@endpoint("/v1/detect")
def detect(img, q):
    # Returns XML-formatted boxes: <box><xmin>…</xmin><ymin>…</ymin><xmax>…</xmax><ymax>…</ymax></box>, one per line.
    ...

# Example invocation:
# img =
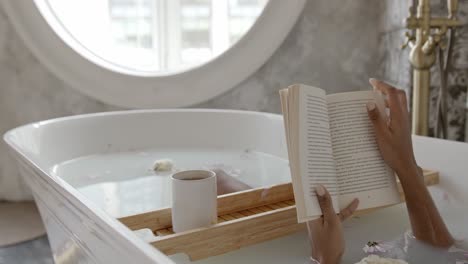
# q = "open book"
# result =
<box><xmin>280</xmin><ymin>84</ymin><xmax>401</xmax><ymax>223</ymax></box>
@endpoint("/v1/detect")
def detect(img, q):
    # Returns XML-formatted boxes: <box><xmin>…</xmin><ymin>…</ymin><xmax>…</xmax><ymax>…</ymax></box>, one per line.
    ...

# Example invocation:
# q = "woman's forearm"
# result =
<box><xmin>366</xmin><ymin>79</ymin><xmax>454</xmax><ymax>248</ymax></box>
<box><xmin>397</xmin><ymin>164</ymin><xmax>454</xmax><ymax>247</ymax></box>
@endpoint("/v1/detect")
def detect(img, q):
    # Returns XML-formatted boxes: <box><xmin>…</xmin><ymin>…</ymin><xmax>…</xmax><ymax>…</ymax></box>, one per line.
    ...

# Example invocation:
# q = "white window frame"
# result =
<box><xmin>1</xmin><ymin>0</ymin><xmax>305</xmax><ymax>108</ymax></box>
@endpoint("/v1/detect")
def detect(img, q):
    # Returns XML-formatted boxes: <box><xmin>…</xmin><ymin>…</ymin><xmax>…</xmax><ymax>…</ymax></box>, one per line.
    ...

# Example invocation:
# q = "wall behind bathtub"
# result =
<box><xmin>0</xmin><ymin>1</ymin><xmax>382</xmax><ymax>201</ymax></box>
<box><xmin>377</xmin><ymin>0</ymin><xmax>468</xmax><ymax>142</ymax></box>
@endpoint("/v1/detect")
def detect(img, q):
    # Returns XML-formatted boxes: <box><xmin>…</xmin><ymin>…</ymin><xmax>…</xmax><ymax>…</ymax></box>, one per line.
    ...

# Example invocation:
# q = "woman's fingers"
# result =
<box><xmin>315</xmin><ymin>185</ymin><xmax>336</xmax><ymax>222</ymax></box>
<box><xmin>397</xmin><ymin>90</ymin><xmax>409</xmax><ymax>114</ymax></box>
<box><xmin>367</xmin><ymin>102</ymin><xmax>389</xmax><ymax>136</ymax></box>
<box><xmin>371</xmin><ymin>84</ymin><xmax>390</xmax><ymax>108</ymax></box>
<box><xmin>339</xmin><ymin>198</ymin><xmax>359</xmax><ymax>222</ymax></box>
<box><xmin>369</xmin><ymin>78</ymin><xmax>407</xmax><ymax>123</ymax></box>
<box><xmin>369</xmin><ymin>78</ymin><xmax>398</xmax><ymax>98</ymax></box>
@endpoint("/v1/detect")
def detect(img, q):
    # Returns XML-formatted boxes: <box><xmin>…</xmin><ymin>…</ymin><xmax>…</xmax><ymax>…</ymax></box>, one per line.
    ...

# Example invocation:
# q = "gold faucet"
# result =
<box><xmin>402</xmin><ymin>0</ymin><xmax>461</xmax><ymax>136</ymax></box>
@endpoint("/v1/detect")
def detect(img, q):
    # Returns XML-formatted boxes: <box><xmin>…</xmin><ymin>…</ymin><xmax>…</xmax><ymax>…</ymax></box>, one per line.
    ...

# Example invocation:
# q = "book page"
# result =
<box><xmin>297</xmin><ymin>85</ymin><xmax>339</xmax><ymax>221</ymax></box>
<box><xmin>280</xmin><ymin>88</ymin><xmax>308</xmax><ymax>221</ymax></box>
<box><xmin>326</xmin><ymin>91</ymin><xmax>400</xmax><ymax>211</ymax></box>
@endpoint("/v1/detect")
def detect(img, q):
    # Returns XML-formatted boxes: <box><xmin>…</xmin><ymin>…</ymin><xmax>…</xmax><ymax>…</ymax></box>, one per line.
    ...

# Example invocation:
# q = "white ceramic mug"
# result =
<box><xmin>171</xmin><ymin>170</ymin><xmax>217</xmax><ymax>233</ymax></box>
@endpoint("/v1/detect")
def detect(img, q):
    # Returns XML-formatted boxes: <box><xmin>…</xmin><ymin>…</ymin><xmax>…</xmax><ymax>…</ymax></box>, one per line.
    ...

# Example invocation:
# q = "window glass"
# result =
<box><xmin>45</xmin><ymin>0</ymin><xmax>268</xmax><ymax>74</ymax></box>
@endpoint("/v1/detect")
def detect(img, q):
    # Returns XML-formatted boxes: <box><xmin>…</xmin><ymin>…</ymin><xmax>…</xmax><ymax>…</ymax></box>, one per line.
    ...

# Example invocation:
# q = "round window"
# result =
<box><xmin>2</xmin><ymin>0</ymin><xmax>305</xmax><ymax>107</ymax></box>
<box><xmin>44</xmin><ymin>0</ymin><xmax>268</xmax><ymax>75</ymax></box>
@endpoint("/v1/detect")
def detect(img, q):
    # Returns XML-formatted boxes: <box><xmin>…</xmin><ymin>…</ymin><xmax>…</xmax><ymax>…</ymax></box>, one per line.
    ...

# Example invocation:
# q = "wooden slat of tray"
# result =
<box><xmin>119</xmin><ymin>169</ymin><xmax>439</xmax><ymax>261</ymax></box>
<box><xmin>119</xmin><ymin>182</ymin><xmax>294</xmax><ymax>231</ymax></box>
<box><xmin>151</xmin><ymin>206</ymin><xmax>302</xmax><ymax>260</ymax></box>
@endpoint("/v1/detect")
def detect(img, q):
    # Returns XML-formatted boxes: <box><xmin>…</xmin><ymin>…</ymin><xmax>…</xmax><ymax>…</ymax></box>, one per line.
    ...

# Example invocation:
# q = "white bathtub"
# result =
<box><xmin>4</xmin><ymin>109</ymin><xmax>468</xmax><ymax>263</ymax></box>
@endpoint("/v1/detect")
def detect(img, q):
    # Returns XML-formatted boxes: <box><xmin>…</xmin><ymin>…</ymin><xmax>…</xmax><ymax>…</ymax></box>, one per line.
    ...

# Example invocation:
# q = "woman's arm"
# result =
<box><xmin>397</xmin><ymin>165</ymin><xmax>454</xmax><ymax>247</ymax></box>
<box><xmin>367</xmin><ymin>78</ymin><xmax>454</xmax><ymax>247</ymax></box>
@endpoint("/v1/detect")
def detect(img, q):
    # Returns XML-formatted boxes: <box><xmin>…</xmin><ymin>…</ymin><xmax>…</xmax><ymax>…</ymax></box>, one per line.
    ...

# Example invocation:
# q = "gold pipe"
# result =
<box><xmin>406</xmin><ymin>18</ymin><xmax>461</xmax><ymax>28</ymax></box>
<box><xmin>410</xmin><ymin>0</ymin><xmax>433</xmax><ymax>136</ymax></box>
<box><xmin>403</xmin><ymin>0</ymin><xmax>460</xmax><ymax>135</ymax></box>
<box><xmin>412</xmin><ymin>69</ymin><xmax>430</xmax><ymax>135</ymax></box>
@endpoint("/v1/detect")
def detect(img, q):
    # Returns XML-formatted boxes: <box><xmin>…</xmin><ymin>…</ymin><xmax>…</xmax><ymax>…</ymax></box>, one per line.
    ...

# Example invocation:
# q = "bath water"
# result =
<box><xmin>171</xmin><ymin>204</ymin><xmax>468</xmax><ymax>264</ymax></box>
<box><xmin>371</xmin><ymin>230</ymin><xmax>468</xmax><ymax>263</ymax></box>
<box><xmin>50</xmin><ymin>148</ymin><xmax>290</xmax><ymax>218</ymax></box>
<box><xmin>50</xmin><ymin>149</ymin><xmax>468</xmax><ymax>263</ymax></box>
<box><xmin>339</xmin><ymin>198</ymin><xmax>468</xmax><ymax>264</ymax></box>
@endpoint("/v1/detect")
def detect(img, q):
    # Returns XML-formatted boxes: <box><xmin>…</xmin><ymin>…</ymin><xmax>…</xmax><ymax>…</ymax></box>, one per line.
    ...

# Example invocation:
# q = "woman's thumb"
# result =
<box><xmin>315</xmin><ymin>185</ymin><xmax>335</xmax><ymax>221</ymax></box>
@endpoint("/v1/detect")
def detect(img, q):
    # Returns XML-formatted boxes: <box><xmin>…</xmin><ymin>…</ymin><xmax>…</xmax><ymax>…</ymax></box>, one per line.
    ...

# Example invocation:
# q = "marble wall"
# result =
<box><xmin>377</xmin><ymin>0</ymin><xmax>468</xmax><ymax>141</ymax></box>
<box><xmin>0</xmin><ymin>0</ymin><xmax>393</xmax><ymax>201</ymax></box>
<box><xmin>427</xmin><ymin>0</ymin><xmax>468</xmax><ymax>141</ymax></box>
<box><xmin>376</xmin><ymin>1</ymin><xmax>413</xmax><ymax>90</ymax></box>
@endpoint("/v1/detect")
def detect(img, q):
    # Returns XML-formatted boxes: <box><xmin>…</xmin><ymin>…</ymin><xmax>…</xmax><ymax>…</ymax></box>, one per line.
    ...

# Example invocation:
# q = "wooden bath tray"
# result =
<box><xmin>119</xmin><ymin>169</ymin><xmax>439</xmax><ymax>261</ymax></box>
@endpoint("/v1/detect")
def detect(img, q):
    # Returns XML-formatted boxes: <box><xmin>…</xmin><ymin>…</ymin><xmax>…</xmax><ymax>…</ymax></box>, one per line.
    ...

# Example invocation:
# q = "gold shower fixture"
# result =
<box><xmin>402</xmin><ymin>0</ymin><xmax>461</xmax><ymax>136</ymax></box>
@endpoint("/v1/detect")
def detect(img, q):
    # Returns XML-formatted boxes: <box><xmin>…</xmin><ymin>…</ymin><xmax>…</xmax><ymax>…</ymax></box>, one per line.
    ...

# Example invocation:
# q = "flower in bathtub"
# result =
<box><xmin>363</xmin><ymin>241</ymin><xmax>387</xmax><ymax>254</ymax></box>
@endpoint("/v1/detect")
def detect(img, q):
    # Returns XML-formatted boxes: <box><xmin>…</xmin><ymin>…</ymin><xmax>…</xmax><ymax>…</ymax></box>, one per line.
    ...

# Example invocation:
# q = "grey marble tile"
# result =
<box><xmin>197</xmin><ymin>0</ymin><xmax>382</xmax><ymax>112</ymax></box>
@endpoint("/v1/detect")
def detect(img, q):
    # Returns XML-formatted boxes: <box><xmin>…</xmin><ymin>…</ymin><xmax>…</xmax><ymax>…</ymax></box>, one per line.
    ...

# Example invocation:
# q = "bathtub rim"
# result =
<box><xmin>4</xmin><ymin>134</ymin><xmax>174</xmax><ymax>263</ymax></box>
<box><xmin>4</xmin><ymin>108</ymin><xmax>284</xmax><ymax>140</ymax></box>
<box><xmin>2</xmin><ymin>109</ymin><xmax>285</xmax><ymax>263</ymax></box>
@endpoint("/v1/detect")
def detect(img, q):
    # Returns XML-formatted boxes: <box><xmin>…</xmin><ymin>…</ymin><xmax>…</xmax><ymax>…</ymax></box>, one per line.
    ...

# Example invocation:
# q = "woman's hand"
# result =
<box><xmin>366</xmin><ymin>78</ymin><xmax>454</xmax><ymax>247</ymax></box>
<box><xmin>307</xmin><ymin>185</ymin><xmax>359</xmax><ymax>264</ymax></box>
<box><xmin>366</xmin><ymin>78</ymin><xmax>419</xmax><ymax>179</ymax></box>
